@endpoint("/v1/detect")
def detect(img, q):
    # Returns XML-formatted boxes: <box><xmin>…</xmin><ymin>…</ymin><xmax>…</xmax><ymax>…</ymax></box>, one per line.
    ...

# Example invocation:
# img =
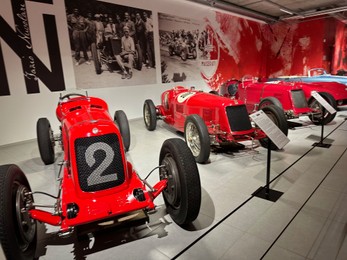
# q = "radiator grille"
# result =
<box><xmin>75</xmin><ymin>133</ymin><xmax>125</xmax><ymax>192</ymax></box>
<box><xmin>291</xmin><ymin>90</ymin><xmax>308</xmax><ymax>108</ymax></box>
<box><xmin>226</xmin><ymin>105</ymin><xmax>252</xmax><ymax>132</ymax></box>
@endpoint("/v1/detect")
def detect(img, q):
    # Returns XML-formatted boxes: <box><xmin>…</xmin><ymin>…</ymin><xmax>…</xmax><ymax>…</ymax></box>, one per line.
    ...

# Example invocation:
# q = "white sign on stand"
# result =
<box><xmin>250</xmin><ymin>110</ymin><xmax>290</xmax><ymax>149</ymax></box>
<box><xmin>311</xmin><ymin>91</ymin><xmax>337</xmax><ymax>115</ymax></box>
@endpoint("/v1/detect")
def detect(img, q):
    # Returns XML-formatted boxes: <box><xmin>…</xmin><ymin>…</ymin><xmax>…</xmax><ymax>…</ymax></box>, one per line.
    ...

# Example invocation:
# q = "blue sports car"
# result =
<box><xmin>271</xmin><ymin>68</ymin><xmax>347</xmax><ymax>86</ymax></box>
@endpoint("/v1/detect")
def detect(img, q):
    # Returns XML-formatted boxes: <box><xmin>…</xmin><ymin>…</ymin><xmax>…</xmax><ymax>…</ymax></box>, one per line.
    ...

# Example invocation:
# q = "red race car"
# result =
<box><xmin>220</xmin><ymin>76</ymin><xmax>339</xmax><ymax>125</ymax></box>
<box><xmin>143</xmin><ymin>86</ymin><xmax>288</xmax><ymax>164</ymax></box>
<box><xmin>0</xmin><ymin>93</ymin><xmax>201</xmax><ymax>260</ymax></box>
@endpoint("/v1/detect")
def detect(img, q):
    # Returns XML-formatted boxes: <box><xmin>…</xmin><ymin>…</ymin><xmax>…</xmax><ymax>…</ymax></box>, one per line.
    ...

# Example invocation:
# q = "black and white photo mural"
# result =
<box><xmin>158</xmin><ymin>13</ymin><xmax>202</xmax><ymax>83</ymax></box>
<box><xmin>65</xmin><ymin>0</ymin><xmax>156</xmax><ymax>89</ymax></box>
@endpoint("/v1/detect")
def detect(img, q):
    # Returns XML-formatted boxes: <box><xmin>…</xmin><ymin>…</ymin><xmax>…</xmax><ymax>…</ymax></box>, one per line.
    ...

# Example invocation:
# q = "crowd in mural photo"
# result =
<box><xmin>65</xmin><ymin>0</ymin><xmax>155</xmax><ymax>88</ymax></box>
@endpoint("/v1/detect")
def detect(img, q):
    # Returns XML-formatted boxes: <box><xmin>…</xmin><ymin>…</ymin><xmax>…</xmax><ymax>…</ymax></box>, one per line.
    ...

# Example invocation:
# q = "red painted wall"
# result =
<box><xmin>332</xmin><ymin>20</ymin><xmax>347</xmax><ymax>73</ymax></box>
<box><xmin>264</xmin><ymin>19</ymin><xmax>335</xmax><ymax>77</ymax></box>
<box><xmin>204</xmin><ymin>12</ymin><xmax>343</xmax><ymax>90</ymax></box>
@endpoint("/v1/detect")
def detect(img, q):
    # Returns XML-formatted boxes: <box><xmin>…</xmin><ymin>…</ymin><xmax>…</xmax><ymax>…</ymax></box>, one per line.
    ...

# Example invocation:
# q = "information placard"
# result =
<box><xmin>311</xmin><ymin>91</ymin><xmax>337</xmax><ymax>115</ymax></box>
<box><xmin>250</xmin><ymin>110</ymin><xmax>290</xmax><ymax>149</ymax></box>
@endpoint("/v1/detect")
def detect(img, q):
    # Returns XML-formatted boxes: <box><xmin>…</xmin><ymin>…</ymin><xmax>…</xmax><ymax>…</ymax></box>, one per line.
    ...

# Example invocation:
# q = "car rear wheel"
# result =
<box><xmin>0</xmin><ymin>164</ymin><xmax>37</xmax><ymax>260</ymax></box>
<box><xmin>259</xmin><ymin>97</ymin><xmax>283</xmax><ymax>110</ymax></box>
<box><xmin>308</xmin><ymin>92</ymin><xmax>337</xmax><ymax>125</ymax></box>
<box><xmin>143</xmin><ymin>99</ymin><xmax>157</xmax><ymax>131</ymax></box>
<box><xmin>114</xmin><ymin>110</ymin><xmax>131</xmax><ymax>152</ymax></box>
<box><xmin>259</xmin><ymin>105</ymin><xmax>288</xmax><ymax>150</ymax></box>
<box><xmin>192</xmin><ymin>49</ymin><xmax>197</xmax><ymax>59</ymax></box>
<box><xmin>159</xmin><ymin>138</ymin><xmax>201</xmax><ymax>226</ymax></box>
<box><xmin>134</xmin><ymin>43</ymin><xmax>143</xmax><ymax>71</ymax></box>
<box><xmin>184</xmin><ymin>114</ymin><xmax>210</xmax><ymax>164</ymax></box>
<box><xmin>37</xmin><ymin>118</ymin><xmax>55</xmax><ymax>165</ymax></box>
<box><xmin>91</xmin><ymin>42</ymin><xmax>102</xmax><ymax>75</ymax></box>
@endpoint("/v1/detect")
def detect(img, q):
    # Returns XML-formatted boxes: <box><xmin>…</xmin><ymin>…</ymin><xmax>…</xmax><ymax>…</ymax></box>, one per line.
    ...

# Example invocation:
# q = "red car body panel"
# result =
<box><xmin>157</xmin><ymin>86</ymin><xmax>266</xmax><ymax>143</ymax></box>
<box><xmin>236</xmin><ymin>80</ymin><xmax>312</xmax><ymax>117</ymax></box>
<box><xmin>264</xmin><ymin>78</ymin><xmax>347</xmax><ymax>107</ymax></box>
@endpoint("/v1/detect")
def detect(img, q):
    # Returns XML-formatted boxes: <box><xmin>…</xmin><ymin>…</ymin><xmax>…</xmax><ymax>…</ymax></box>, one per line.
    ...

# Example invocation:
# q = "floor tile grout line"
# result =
<box><xmin>260</xmin><ymin>146</ymin><xmax>347</xmax><ymax>259</ymax></box>
<box><xmin>172</xmin><ymin>119</ymin><xmax>347</xmax><ymax>260</ymax></box>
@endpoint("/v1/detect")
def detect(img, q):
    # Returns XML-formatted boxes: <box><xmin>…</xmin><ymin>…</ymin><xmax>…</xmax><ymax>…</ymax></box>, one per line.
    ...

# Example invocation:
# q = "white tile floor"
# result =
<box><xmin>1</xmin><ymin>108</ymin><xmax>347</xmax><ymax>260</ymax></box>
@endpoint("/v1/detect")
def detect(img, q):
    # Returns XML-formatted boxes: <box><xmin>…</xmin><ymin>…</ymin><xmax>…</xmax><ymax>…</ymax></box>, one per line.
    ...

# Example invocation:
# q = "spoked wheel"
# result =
<box><xmin>37</xmin><ymin>118</ymin><xmax>55</xmax><ymax>165</ymax></box>
<box><xmin>308</xmin><ymin>92</ymin><xmax>337</xmax><ymax>125</ymax></box>
<box><xmin>258</xmin><ymin>105</ymin><xmax>288</xmax><ymax>150</ymax></box>
<box><xmin>114</xmin><ymin>110</ymin><xmax>131</xmax><ymax>152</ymax></box>
<box><xmin>0</xmin><ymin>164</ymin><xmax>37</xmax><ymax>260</ymax></box>
<box><xmin>159</xmin><ymin>138</ymin><xmax>201</xmax><ymax>226</ymax></box>
<box><xmin>143</xmin><ymin>99</ymin><xmax>157</xmax><ymax>131</ymax></box>
<box><xmin>184</xmin><ymin>114</ymin><xmax>210</xmax><ymax>164</ymax></box>
<box><xmin>91</xmin><ymin>42</ymin><xmax>102</xmax><ymax>74</ymax></box>
<box><xmin>192</xmin><ymin>49</ymin><xmax>197</xmax><ymax>59</ymax></box>
<box><xmin>180</xmin><ymin>50</ymin><xmax>187</xmax><ymax>61</ymax></box>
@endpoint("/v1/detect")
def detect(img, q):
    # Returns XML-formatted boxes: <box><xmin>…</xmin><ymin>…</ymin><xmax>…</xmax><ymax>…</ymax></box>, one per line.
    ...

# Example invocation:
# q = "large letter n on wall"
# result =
<box><xmin>0</xmin><ymin>0</ymin><xmax>65</xmax><ymax>96</ymax></box>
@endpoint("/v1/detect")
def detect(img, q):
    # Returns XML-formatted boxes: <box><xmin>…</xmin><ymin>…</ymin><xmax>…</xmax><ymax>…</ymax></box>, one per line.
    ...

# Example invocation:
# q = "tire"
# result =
<box><xmin>91</xmin><ymin>42</ymin><xmax>102</xmax><ymax>75</ymax></box>
<box><xmin>180</xmin><ymin>50</ymin><xmax>187</xmax><ymax>61</ymax></box>
<box><xmin>114</xmin><ymin>110</ymin><xmax>131</xmax><ymax>152</ymax></box>
<box><xmin>308</xmin><ymin>92</ymin><xmax>337</xmax><ymax>125</ymax></box>
<box><xmin>169</xmin><ymin>46</ymin><xmax>174</xmax><ymax>56</ymax></box>
<box><xmin>0</xmin><ymin>164</ymin><xmax>37</xmax><ymax>260</ymax></box>
<box><xmin>143</xmin><ymin>99</ymin><xmax>157</xmax><ymax>131</ymax></box>
<box><xmin>135</xmin><ymin>44</ymin><xmax>143</xmax><ymax>71</ymax></box>
<box><xmin>159</xmin><ymin>138</ymin><xmax>201</xmax><ymax>226</ymax></box>
<box><xmin>184</xmin><ymin>114</ymin><xmax>210</xmax><ymax>164</ymax></box>
<box><xmin>192</xmin><ymin>49</ymin><xmax>197</xmax><ymax>59</ymax></box>
<box><xmin>37</xmin><ymin>118</ymin><xmax>55</xmax><ymax>165</ymax></box>
<box><xmin>259</xmin><ymin>105</ymin><xmax>288</xmax><ymax>150</ymax></box>
<box><xmin>259</xmin><ymin>97</ymin><xmax>283</xmax><ymax>110</ymax></box>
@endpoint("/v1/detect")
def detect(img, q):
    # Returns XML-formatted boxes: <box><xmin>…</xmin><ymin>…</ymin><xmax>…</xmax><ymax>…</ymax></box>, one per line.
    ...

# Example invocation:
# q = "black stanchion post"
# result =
<box><xmin>313</xmin><ymin>107</ymin><xmax>331</xmax><ymax>148</ymax></box>
<box><xmin>252</xmin><ymin>138</ymin><xmax>283</xmax><ymax>202</ymax></box>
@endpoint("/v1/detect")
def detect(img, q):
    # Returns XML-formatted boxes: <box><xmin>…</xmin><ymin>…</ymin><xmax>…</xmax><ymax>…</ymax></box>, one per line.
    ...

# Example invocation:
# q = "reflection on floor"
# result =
<box><xmin>1</xmin><ymin>110</ymin><xmax>347</xmax><ymax>260</ymax></box>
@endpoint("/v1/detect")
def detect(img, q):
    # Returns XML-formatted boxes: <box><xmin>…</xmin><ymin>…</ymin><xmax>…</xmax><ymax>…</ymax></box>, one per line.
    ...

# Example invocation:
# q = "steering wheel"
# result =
<box><xmin>60</xmin><ymin>93</ymin><xmax>86</xmax><ymax>101</ymax></box>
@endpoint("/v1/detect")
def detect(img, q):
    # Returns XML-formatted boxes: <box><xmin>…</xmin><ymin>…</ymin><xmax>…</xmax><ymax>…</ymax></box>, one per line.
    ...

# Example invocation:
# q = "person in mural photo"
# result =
<box><xmin>135</xmin><ymin>12</ymin><xmax>147</xmax><ymax>67</ymax></box>
<box><xmin>116</xmin><ymin>26</ymin><xmax>135</xmax><ymax>79</ymax></box>
<box><xmin>143</xmin><ymin>12</ymin><xmax>155</xmax><ymax>68</ymax></box>
<box><xmin>67</xmin><ymin>8</ymin><xmax>91</xmax><ymax>66</ymax></box>
<box><xmin>122</xmin><ymin>12</ymin><xmax>136</xmax><ymax>39</ymax></box>
<box><xmin>94</xmin><ymin>14</ymin><xmax>105</xmax><ymax>46</ymax></box>
<box><xmin>143</xmin><ymin>11</ymin><xmax>155</xmax><ymax>68</ymax></box>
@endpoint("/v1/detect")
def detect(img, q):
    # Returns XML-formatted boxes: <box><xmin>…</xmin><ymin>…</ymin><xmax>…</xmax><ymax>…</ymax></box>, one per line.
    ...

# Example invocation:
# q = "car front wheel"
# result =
<box><xmin>159</xmin><ymin>138</ymin><xmax>201</xmax><ymax>226</ymax></box>
<box><xmin>143</xmin><ymin>99</ymin><xmax>157</xmax><ymax>131</ymax></box>
<box><xmin>114</xmin><ymin>110</ymin><xmax>131</xmax><ymax>152</ymax></box>
<box><xmin>37</xmin><ymin>118</ymin><xmax>55</xmax><ymax>165</ymax></box>
<box><xmin>259</xmin><ymin>105</ymin><xmax>288</xmax><ymax>150</ymax></box>
<box><xmin>184</xmin><ymin>114</ymin><xmax>210</xmax><ymax>163</ymax></box>
<box><xmin>0</xmin><ymin>164</ymin><xmax>37</xmax><ymax>260</ymax></box>
<box><xmin>91</xmin><ymin>42</ymin><xmax>101</xmax><ymax>74</ymax></box>
<box><xmin>308</xmin><ymin>92</ymin><xmax>337</xmax><ymax>125</ymax></box>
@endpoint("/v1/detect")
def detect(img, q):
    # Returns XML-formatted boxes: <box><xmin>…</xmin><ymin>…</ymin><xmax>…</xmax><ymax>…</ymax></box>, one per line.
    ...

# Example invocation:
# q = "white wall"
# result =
<box><xmin>0</xmin><ymin>0</ymin><xmax>246</xmax><ymax>146</ymax></box>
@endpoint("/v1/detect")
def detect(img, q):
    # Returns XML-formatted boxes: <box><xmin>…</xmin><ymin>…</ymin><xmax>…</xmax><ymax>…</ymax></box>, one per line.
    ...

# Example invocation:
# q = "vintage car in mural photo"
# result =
<box><xmin>273</xmin><ymin>68</ymin><xmax>347</xmax><ymax>86</ymax></box>
<box><xmin>91</xmin><ymin>39</ymin><xmax>143</xmax><ymax>75</ymax></box>
<box><xmin>143</xmin><ymin>86</ymin><xmax>288</xmax><ymax>164</ymax></box>
<box><xmin>218</xmin><ymin>76</ymin><xmax>339</xmax><ymax>125</ymax></box>
<box><xmin>0</xmin><ymin>93</ymin><xmax>201</xmax><ymax>259</ymax></box>
<box><xmin>168</xmin><ymin>32</ymin><xmax>198</xmax><ymax>61</ymax></box>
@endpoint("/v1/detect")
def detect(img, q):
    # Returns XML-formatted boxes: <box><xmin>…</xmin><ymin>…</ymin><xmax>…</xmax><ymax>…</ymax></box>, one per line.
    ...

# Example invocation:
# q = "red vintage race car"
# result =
<box><xmin>220</xmin><ymin>76</ymin><xmax>339</xmax><ymax>125</ymax></box>
<box><xmin>0</xmin><ymin>93</ymin><xmax>201</xmax><ymax>260</ymax></box>
<box><xmin>143</xmin><ymin>86</ymin><xmax>288</xmax><ymax>164</ymax></box>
